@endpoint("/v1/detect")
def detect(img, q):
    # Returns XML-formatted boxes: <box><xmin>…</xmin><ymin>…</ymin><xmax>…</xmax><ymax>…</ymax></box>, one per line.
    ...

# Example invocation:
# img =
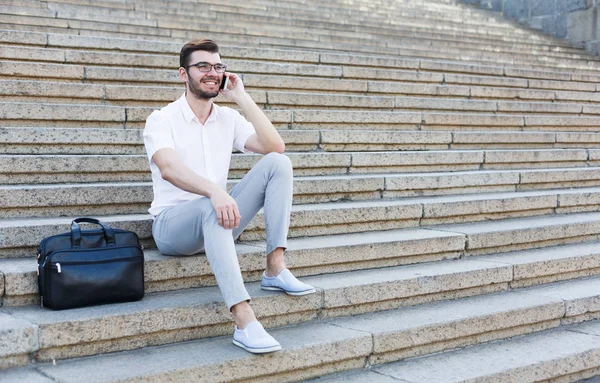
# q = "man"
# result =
<box><xmin>143</xmin><ymin>39</ymin><xmax>315</xmax><ymax>354</ymax></box>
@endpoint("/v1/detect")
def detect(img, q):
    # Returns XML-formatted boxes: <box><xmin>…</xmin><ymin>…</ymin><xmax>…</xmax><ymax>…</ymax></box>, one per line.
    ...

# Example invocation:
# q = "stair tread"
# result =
<box><xmin>311</xmin><ymin>319</ymin><xmax>600</xmax><ymax>383</ymax></box>
<box><xmin>2</xmin><ymin>276</ymin><xmax>599</xmax><ymax>382</ymax></box>
<box><xmin>3</xmin><ymin>230</ymin><xmax>600</xmax><ymax>305</ymax></box>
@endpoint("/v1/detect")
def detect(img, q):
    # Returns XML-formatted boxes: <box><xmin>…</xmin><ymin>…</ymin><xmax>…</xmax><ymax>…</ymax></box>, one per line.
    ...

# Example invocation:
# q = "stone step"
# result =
<box><xmin>3</xmin><ymin>164</ymin><xmax>600</xmax><ymax>214</ymax></box>
<box><xmin>1</xmin><ymin>272</ymin><xmax>599</xmax><ymax>379</ymax></box>
<box><xmin>438</xmin><ymin>211</ymin><xmax>600</xmax><ymax>256</ymax></box>
<box><xmin>383</xmin><ymin>167</ymin><xmax>600</xmax><ymax>195</ymax></box>
<box><xmin>17</xmin><ymin>0</ymin><xmax>467</xmax><ymax>16</ymax></box>
<box><xmin>323</xmin><ymin>131</ymin><xmax>600</xmax><ymax>151</ymax></box>
<box><xmin>311</xmin><ymin>319</ymin><xmax>600</xmax><ymax>383</ymax></box>
<box><xmin>0</xmin><ymin>52</ymin><xmax>581</xmax><ymax>94</ymax></box>
<box><xmin>85</xmin><ymin>0</ymin><xmax>503</xmax><ymax>27</ymax></box>
<box><xmin>92</xmin><ymin>23</ymin><xmax>558</xmax><ymax>64</ymax></box>
<box><xmin>1</xmin><ymin>0</ymin><xmax>46</xmax><ymax>9</ymax></box>
<box><xmin>4</xmin><ymin>197</ymin><xmax>600</xmax><ymax>260</ymax></box>
<box><xmin>50</xmin><ymin>0</ymin><xmax>465</xmax><ymax>17</ymax></box>
<box><xmin>5</xmin><ymin>127</ymin><xmax>600</xmax><ymax>155</ymax></box>
<box><xmin>1</xmin><ymin>48</ymin><xmax>595</xmax><ymax>95</ymax></box>
<box><xmin>0</xmin><ymin>127</ymin><xmax>321</xmax><ymax>154</ymax></box>
<box><xmin>0</xmin><ymin>5</ymin><xmax>534</xmax><ymax>49</ymax></box>
<box><xmin>17</xmin><ymin>0</ymin><xmax>584</xmax><ymax>60</ymax></box>
<box><xmin>3</xmin><ymin>80</ymin><xmax>600</xmax><ymax>116</ymax></box>
<box><xmin>0</xmin><ymin>20</ymin><xmax>573</xmax><ymax>55</ymax></box>
<box><xmin>2</xmin><ymin>34</ymin><xmax>598</xmax><ymax>85</ymax></box>
<box><xmin>0</xmin><ymin>12</ymin><xmax>594</xmax><ymax>72</ymax></box>
<box><xmin>3</xmin><ymin>72</ymin><xmax>600</xmax><ymax>110</ymax></box>
<box><xmin>0</xmin><ymin>154</ymin><xmax>597</xmax><ymax>196</ymax></box>
<box><xmin>2</xmin><ymin>148</ymin><xmax>597</xmax><ymax>184</ymax></box>
<box><xmin>4</xmin><ymin>220</ymin><xmax>600</xmax><ymax>307</ymax></box>
<box><xmin>0</xmin><ymin>0</ymin><xmax>576</xmax><ymax>48</ymax></box>
<box><xmin>215</xmin><ymin>35</ymin><xmax>588</xmax><ymax>69</ymax></box>
<box><xmin>41</xmin><ymin>0</ymin><xmax>500</xmax><ymax>30</ymax></box>
<box><xmin>0</xmin><ymin>226</ymin><xmax>467</xmax><ymax>305</ymax></box>
<box><xmin>259</xmin><ymin>39</ymin><xmax>600</xmax><ymax>73</ymax></box>
<box><xmin>1</xmin><ymin>32</ymin><xmax>585</xmax><ymax>79</ymax></box>
<box><xmin>48</xmin><ymin>0</ymin><xmax>449</xmax><ymax>10</ymax></box>
<box><xmin>3</xmin><ymin>170</ymin><xmax>599</xmax><ymax>235</ymax></box>
<box><xmin>4</xmin><ymin>101</ymin><xmax>600</xmax><ymax>130</ymax></box>
<box><xmin>2</xmin><ymin>15</ymin><xmax>566</xmax><ymax>61</ymax></box>
<box><xmin>0</xmin><ymin>2</ymin><xmax>573</xmax><ymax>51</ymax></box>
<box><xmin>0</xmin><ymin>149</ymin><xmax>552</xmax><ymax>184</ymax></box>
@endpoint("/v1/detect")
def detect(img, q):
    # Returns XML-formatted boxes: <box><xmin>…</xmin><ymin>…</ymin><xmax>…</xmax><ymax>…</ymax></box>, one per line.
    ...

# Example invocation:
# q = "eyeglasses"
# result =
<box><xmin>186</xmin><ymin>61</ymin><xmax>227</xmax><ymax>73</ymax></box>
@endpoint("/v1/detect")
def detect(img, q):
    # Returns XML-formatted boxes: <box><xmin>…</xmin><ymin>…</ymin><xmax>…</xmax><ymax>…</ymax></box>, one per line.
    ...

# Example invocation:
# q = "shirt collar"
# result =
<box><xmin>179</xmin><ymin>93</ymin><xmax>220</xmax><ymax>124</ymax></box>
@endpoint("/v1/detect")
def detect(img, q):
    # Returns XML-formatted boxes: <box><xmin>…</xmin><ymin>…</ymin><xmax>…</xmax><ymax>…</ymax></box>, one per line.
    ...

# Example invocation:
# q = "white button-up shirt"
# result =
<box><xmin>143</xmin><ymin>94</ymin><xmax>256</xmax><ymax>217</ymax></box>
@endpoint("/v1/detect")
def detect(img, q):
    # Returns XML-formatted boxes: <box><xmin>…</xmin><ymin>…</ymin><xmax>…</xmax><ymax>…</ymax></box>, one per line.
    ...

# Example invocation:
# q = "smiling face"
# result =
<box><xmin>181</xmin><ymin>50</ymin><xmax>224</xmax><ymax>100</ymax></box>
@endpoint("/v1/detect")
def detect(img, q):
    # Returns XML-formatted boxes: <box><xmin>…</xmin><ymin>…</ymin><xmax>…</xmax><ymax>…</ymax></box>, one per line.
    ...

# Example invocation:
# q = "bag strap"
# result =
<box><xmin>71</xmin><ymin>217</ymin><xmax>116</xmax><ymax>248</ymax></box>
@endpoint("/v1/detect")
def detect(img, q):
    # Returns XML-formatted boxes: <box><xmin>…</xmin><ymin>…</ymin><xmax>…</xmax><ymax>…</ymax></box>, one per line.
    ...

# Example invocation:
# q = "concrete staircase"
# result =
<box><xmin>2</xmin><ymin>0</ymin><xmax>600</xmax><ymax>381</ymax></box>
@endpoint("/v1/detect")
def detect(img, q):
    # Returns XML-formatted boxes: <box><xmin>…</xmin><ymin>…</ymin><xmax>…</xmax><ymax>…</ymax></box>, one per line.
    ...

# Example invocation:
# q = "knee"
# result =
<box><xmin>262</xmin><ymin>152</ymin><xmax>293</xmax><ymax>176</ymax></box>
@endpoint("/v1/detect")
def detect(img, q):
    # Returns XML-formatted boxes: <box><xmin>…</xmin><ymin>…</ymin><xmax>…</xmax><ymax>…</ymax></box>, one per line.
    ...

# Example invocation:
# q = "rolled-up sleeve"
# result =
<box><xmin>143</xmin><ymin>111</ymin><xmax>175</xmax><ymax>162</ymax></box>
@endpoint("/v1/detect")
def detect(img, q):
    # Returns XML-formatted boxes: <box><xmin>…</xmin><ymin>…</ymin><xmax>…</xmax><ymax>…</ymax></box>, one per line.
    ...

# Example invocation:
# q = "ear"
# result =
<box><xmin>179</xmin><ymin>67</ymin><xmax>188</xmax><ymax>82</ymax></box>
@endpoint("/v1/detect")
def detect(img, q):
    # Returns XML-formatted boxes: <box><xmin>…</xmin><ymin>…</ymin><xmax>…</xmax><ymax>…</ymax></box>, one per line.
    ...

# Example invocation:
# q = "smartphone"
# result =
<box><xmin>220</xmin><ymin>75</ymin><xmax>229</xmax><ymax>90</ymax></box>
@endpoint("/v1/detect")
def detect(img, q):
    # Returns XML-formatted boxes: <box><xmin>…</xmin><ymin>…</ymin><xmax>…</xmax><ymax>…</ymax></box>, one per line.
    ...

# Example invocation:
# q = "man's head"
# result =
<box><xmin>179</xmin><ymin>39</ymin><xmax>227</xmax><ymax>100</ymax></box>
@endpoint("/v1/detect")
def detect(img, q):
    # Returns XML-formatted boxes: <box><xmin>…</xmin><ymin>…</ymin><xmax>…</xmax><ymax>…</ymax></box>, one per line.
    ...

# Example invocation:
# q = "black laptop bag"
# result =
<box><xmin>37</xmin><ymin>217</ymin><xmax>144</xmax><ymax>310</ymax></box>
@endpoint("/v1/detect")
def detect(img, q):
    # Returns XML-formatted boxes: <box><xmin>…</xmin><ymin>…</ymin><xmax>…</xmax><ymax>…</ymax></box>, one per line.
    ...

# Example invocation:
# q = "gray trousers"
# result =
<box><xmin>152</xmin><ymin>152</ymin><xmax>293</xmax><ymax>310</ymax></box>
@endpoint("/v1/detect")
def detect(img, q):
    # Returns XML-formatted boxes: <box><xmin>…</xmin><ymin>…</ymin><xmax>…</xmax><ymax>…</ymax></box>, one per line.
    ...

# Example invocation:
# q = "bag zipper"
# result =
<box><xmin>45</xmin><ymin>245</ymin><xmax>141</xmax><ymax>268</ymax></box>
<box><xmin>50</xmin><ymin>255</ymin><xmax>141</xmax><ymax>271</ymax></box>
<box><xmin>46</xmin><ymin>245</ymin><xmax>142</xmax><ymax>276</ymax></box>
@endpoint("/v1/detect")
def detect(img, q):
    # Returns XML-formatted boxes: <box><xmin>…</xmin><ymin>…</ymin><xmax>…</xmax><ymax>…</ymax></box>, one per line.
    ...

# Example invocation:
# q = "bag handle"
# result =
<box><xmin>71</xmin><ymin>217</ymin><xmax>116</xmax><ymax>248</ymax></box>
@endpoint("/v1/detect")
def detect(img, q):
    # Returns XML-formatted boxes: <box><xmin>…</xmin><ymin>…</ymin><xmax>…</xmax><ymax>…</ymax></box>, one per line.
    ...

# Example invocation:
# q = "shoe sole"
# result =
<box><xmin>232</xmin><ymin>339</ymin><xmax>282</xmax><ymax>354</ymax></box>
<box><xmin>261</xmin><ymin>285</ymin><xmax>316</xmax><ymax>296</ymax></box>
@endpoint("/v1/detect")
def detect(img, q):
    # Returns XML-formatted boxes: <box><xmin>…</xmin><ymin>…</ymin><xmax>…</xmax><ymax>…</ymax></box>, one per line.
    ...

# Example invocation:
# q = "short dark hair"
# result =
<box><xmin>179</xmin><ymin>39</ymin><xmax>219</xmax><ymax>68</ymax></box>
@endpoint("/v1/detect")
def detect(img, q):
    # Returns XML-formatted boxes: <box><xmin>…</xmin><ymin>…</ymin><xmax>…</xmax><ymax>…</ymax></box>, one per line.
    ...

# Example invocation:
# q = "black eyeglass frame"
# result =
<box><xmin>185</xmin><ymin>61</ymin><xmax>228</xmax><ymax>73</ymax></box>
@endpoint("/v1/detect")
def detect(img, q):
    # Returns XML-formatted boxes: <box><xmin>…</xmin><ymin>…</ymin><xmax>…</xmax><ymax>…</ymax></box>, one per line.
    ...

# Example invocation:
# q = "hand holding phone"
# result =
<box><xmin>220</xmin><ymin>75</ymin><xmax>229</xmax><ymax>90</ymax></box>
<box><xmin>219</xmin><ymin>73</ymin><xmax>245</xmax><ymax>103</ymax></box>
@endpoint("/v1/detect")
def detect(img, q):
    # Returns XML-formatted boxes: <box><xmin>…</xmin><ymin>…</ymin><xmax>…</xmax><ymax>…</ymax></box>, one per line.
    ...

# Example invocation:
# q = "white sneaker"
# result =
<box><xmin>261</xmin><ymin>268</ymin><xmax>316</xmax><ymax>296</ymax></box>
<box><xmin>232</xmin><ymin>321</ymin><xmax>282</xmax><ymax>354</ymax></box>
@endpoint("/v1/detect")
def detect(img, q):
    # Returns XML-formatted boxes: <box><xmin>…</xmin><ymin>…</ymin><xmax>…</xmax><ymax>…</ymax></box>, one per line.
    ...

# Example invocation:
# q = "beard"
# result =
<box><xmin>187</xmin><ymin>70</ymin><xmax>220</xmax><ymax>100</ymax></box>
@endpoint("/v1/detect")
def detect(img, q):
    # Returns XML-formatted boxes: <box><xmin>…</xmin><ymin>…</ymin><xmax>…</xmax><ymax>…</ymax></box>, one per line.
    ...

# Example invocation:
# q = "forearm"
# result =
<box><xmin>237</xmin><ymin>92</ymin><xmax>284</xmax><ymax>152</ymax></box>
<box><xmin>161</xmin><ymin>160</ymin><xmax>221</xmax><ymax>198</ymax></box>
